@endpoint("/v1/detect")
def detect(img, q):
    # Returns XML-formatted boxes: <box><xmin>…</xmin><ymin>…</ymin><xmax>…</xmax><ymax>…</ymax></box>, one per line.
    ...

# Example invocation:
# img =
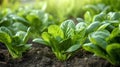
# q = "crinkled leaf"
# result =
<box><xmin>12</xmin><ymin>22</ymin><xmax>28</xmax><ymax>32</ymax></box>
<box><xmin>90</xmin><ymin>36</ymin><xmax>107</xmax><ymax>49</ymax></box>
<box><xmin>0</xmin><ymin>17</ymin><xmax>12</xmax><ymax>26</ymax></box>
<box><xmin>93</xmin><ymin>13</ymin><xmax>106</xmax><ymax>22</ymax></box>
<box><xmin>108</xmin><ymin>12</ymin><xmax>120</xmax><ymax>20</ymax></box>
<box><xmin>90</xmin><ymin>30</ymin><xmax>110</xmax><ymax>39</ymax></box>
<box><xmin>83</xmin><ymin>43</ymin><xmax>106</xmax><ymax>58</ymax></box>
<box><xmin>15</xmin><ymin>31</ymin><xmax>26</xmax><ymax>41</ymax></box>
<box><xmin>89</xmin><ymin>30</ymin><xmax>109</xmax><ymax>49</ymax></box>
<box><xmin>76</xmin><ymin>22</ymin><xmax>86</xmax><ymax>32</ymax></box>
<box><xmin>60</xmin><ymin>20</ymin><xmax>75</xmax><ymax>30</ymax></box>
<box><xmin>48</xmin><ymin>25</ymin><xmax>64</xmax><ymax>38</ymax></box>
<box><xmin>8</xmin><ymin>14</ymin><xmax>29</xmax><ymax>26</ymax></box>
<box><xmin>60</xmin><ymin>20</ymin><xmax>75</xmax><ymax>38</ymax></box>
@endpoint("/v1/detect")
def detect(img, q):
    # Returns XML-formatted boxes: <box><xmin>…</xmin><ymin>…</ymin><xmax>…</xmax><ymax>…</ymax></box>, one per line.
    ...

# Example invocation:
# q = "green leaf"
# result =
<box><xmin>12</xmin><ymin>36</ymin><xmax>21</xmax><ymax>46</ymax></box>
<box><xmin>8</xmin><ymin>14</ymin><xmax>29</xmax><ymax>26</ymax></box>
<box><xmin>0</xmin><ymin>31</ymin><xmax>11</xmax><ymax>44</ymax></box>
<box><xmin>93</xmin><ymin>13</ymin><xmax>106</xmax><ymax>22</ymax></box>
<box><xmin>84</xmin><ymin>11</ymin><xmax>92</xmax><ymax>23</ymax></box>
<box><xmin>90</xmin><ymin>30</ymin><xmax>110</xmax><ymax>39</ymax></box>
<box><xmin>106</xmin><ymin>43</ymin><xmax>120</xmax><ymax>65</ymax></box>
<box><xmin>11</xmin><ymin>43</ymin><xmax>32</xmax><ymax>59</ymax></box>
<box><xmin>24</xmin><ymin>44</ymin><xmax>32</xmax><ymax>50</ymax></box>
<box><xmin>106</xmin><ymin>24</ymin><xmax>115</xmax><ymax>32</ymax></box>
<box><xmin>86</xmin><ymin>21</ymin><xmax>100</xmax><ymax>34</ymax></box>
<box><xmin>60</xmin><ymin>20</ymin><xmax>75</xmax><ymax>38</ymax></box>
<box><xmin>76</xmin><ymin>22</ymin><xmax>86</xmax><ymax>32</ymax></box>
<box><xmin>33</xmin><ymin>38</ymin><xmax>47</xmax><ymax>45</ymax></box>
<box><xmin>88</xmin><ymin>30</ymin><xmax>110</xmax><ymax>49</ymax></box>
<box><xmin>108</xmin><ymin>12</ymin><xmax>120</xmax><ymax>20</ymax></box>
<box><xmin>97</xmin><ymin>22</ymin><xmax>110</xmax><ymax>30</ymax></box>
<box><xmin>90</xmin><ymin>36</ymin><xmax>107</xmax><ymax>49</ymax></box>
<box><xmin>0</xmin><ymin>26</ymin><xmax>12</xmax><ymax>36</ymax></box>
<box><xmin>76</xmin><ymin>18</ymin><xmax>84</xmax><ymax>22</ymax></box>
<box><xmin>83</xmin><ymin>43</ymin><xmax>106</xmax><ymax>58</ymax></box>
<box><xmin>66</xmin><ymin>44</ymin><xmax>81</xmax><ymax>53</ymax></box>
<box><xmin>23</xmin><ymin>27</ymin><xmax>31</xmax><ymax>44</ymax></box>
<box><xmin>15</xmin><ymin>31</ymin><xmax>26</xmax><ymax>40</ymax></box>
<box><xmin>26</xmin><ymin>13</ymin><xmax>39</xmax><ymax>23</ymax></box>
<box><xmin>59</xmin><ymin>38</ymin><xmax>72</xmax><ymax>51</ymax></box>
<box><xmin>41</xmin><ymin>32</ymin><xmax>51</xmax><ymax>44</ymax></box>
<box><xmin>48</xmin><ymin>25</ymin><xmax>64</xmax><ymax>38</ymax></box>
<box><xmin>15</xmin><ymin>44</ymin><xmax>32</xmax><ymax>51</ymax></box>
<box><xmin>15</xmin><ymin>28</ymin><xmax>30</xmax><ymax>44</ymax></box>
<box><xmin>0</xmin><ymin>17</ymin><xmax>12</xmax><ymax>27</ymax></box>
<box><xmin>12</xmin><ymin>22</ymin><xmax>28</xmax><ymax>32</ymax></box>
<box><xmin>11</xmin><ymin>35</ymin><xmax>32</xmax><ymax>59</ymax></box>
<box><xmin>60</xmin><ymin>20</ymin><xmax>75</xmax><ymax>31</ymax></box>
<box><xmin>108</xmin><ymin>28</ymin><xmax>120</xmax><ymax>40</ymax></box>
<box><xmin>0</xmin><ymin>31</ymin><xmax>20</xmax><ymax>59</ymax></box>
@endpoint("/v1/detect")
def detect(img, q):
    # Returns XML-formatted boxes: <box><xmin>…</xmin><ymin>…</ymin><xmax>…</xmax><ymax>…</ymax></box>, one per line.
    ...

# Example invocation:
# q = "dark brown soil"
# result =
<box><xmin>0</xmin><ymin>42</ymin><xmax>119</xmax><ymax>67</ymax></box>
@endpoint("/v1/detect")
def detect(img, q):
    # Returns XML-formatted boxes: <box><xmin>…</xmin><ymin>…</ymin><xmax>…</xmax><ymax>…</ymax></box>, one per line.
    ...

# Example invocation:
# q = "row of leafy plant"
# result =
<box><xmin>33</xmin><ymin>11</ymin><xmax>120</xmax><ymax>65</ymax></box>
<box><xmin>0</xmin><ymin>7</ymin><xmax>54</xmax><ymax>59</ymax></box>
<box><xmin>0</xmin><ymin>3</ymin><xmax>120</xmax><ymax>66</ymax></box>
<box><xmin>83</xmin><ymin>11</ymin><xmax>120</xmax><ymax>65</ymax></box>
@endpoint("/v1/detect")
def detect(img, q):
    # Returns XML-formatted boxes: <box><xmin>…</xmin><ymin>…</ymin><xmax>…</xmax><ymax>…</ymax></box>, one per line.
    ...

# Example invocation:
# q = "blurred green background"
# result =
<box><xmin>0</xmin><ymin>0</ymin><xmax>120</xmax><ymax>23</ymax></box>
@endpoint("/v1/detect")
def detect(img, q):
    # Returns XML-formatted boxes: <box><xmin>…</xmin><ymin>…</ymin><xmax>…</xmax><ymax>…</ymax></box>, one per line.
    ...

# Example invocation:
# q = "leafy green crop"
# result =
<box><xmin>25</xmin><ymin>9</ymin><xmax>54</xmax><ymax>37</ymax></box>
<box><xmin>0</xmin><ymin>26</ymin><xmax>31</xmax><ymax>59</ymax></box>
<box><xmin>0</xmin><ymin>8</ymin><xmax>55</xmax><ymax>38</ymax></box>
<box><xmin>83</xmin><ymin>11</ymin><xmax>120</xmax><ymax>65</ymax></box>
<box><xmin>83</xmin><ymin>28</ymin><xmax>120</xmax><ymax>65</ymax></box>
<box><xmin>15</xmin><ymin>7</ymin><xmax>55</xmax><ymax>37</ymax></box>
<box><xmin>84</xmin><ymin>3</ymin><xmax>110</xmax><ymax>16</ymax></box>
<box><xmin>1</xmin><ymin>1</ymin><xmax>120</xmax><ymax>66</ymax></box>
<box><xmin>0</xmin><ymin>12</ymin><xmax>29</xmax><ymax>32</ymax></box>
<box><xmin>100</xmin><ymin>0</ymin><xmax>120</xmax><ymax>11</ymax></box>
<box><xmin>33</xmin><ymin>19</ymin><xmax>87</xmax><ymax>61</ymax></box>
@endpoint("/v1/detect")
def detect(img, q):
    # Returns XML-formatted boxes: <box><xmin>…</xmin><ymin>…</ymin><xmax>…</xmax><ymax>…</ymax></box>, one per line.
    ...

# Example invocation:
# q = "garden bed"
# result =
<box><xmin>0</xmin><ymin>42</ymin><xmax>117</xmax><ymax>67</ymax></box>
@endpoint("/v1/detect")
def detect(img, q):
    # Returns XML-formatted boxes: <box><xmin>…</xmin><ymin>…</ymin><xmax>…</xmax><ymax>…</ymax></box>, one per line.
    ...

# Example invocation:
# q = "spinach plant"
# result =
<box><xmin>83</xmin><ymin>28</ymin><xmax>120</xmax><ymax>65</ymax></box>
<box><xmin>0</xmin><ymin>13</ymin><xmax>29</xmax><ymax>32</ymax></box>
<box><xmin>18</xmin><ymin>8</ymin><xmax>55</xmax><ymax>37</ymax></box>
<box><xmin>0</xmin><ymin>8</ymin><xmax>55</xmax><ymax>38</ymax></box>
<box><xmin>84</xmin><ymin>11</ymin><xmax>120</xmax><ymax>33</ymax></box>
<box><xmin>83</xmin><ymin>11</ymin><xmax>120</xmax><ymax>65</ymax></box>
<box><xmin>33</xmin><ymin>19</ymin><xmax>87</xmax><ymax>61</ymax></box>
<box><xmin>0</xmin><ymin>26</ymin><xmax>32</xmax><ymax>59</ymax></box>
